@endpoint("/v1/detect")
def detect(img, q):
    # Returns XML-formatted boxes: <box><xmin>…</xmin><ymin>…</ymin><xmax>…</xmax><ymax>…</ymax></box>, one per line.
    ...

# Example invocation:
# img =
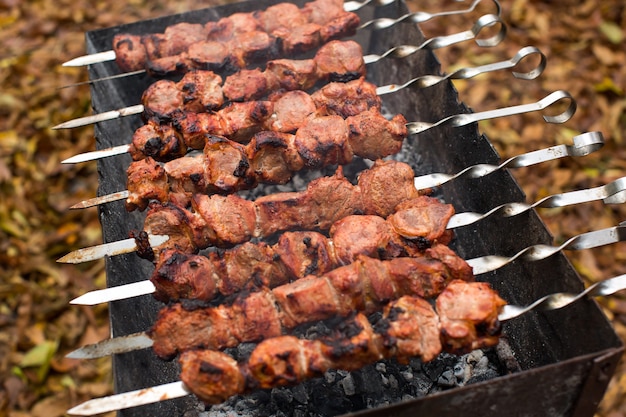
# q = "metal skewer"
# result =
<box><xmin>69</xmin><ymin>223</ymin><xmax>626</xmax><ymax>305</ymax></box>
<box><xmin>414</xmin><ymin>131</ymin><xmax>604</xmax><ymax>190</ymax></box>
<box><xmin>467</xmin><ymin>223</ymin><xmax>626</xmax><ymax>275</ymax></box>
<box><xmin>57</xmin><ymin>178</ymin><xmax>626</xmax><ymax>265</ymax></box>
<box><xmin>447</xmin><ymin>176</ymin><xmax>626</xmax><ymax>229</ymax></box>
<box><xmin>64</xmin><ymin>89</ymin><xmax>574</xmax><ymax>209</ymax></box>
<box><xmin>55</xmin><ymin>13</ymin><xmax>508</xmax><ymax>131</ymax></box>
<box><xmin>60</xmin><ymin>46</ymin><xmax>546</xmax><ymax>163</ymax></box>
<box><xmin>62</xmin><ymin>0</ymin><xmax>501</xmax><ymax>68</ymax></box>
<box><xmin>406</xmin><ymin>90</ymin><xmax>575</xmax><ymax>135</ymax></box>
<box><xmin>357</xmin><ymin>0</ymin><xmax>501</xmax><ymax>29</ymax></box>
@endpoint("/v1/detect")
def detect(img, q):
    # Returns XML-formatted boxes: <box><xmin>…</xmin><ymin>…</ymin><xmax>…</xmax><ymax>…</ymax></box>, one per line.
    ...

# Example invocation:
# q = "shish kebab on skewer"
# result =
<box><xmin>61</xmin><ymin>160</ymin><xmax>435</xmax><ymax>262</ymax></box>
<box><xmin>69</xmin><ymin>280</ymin><xmax>504</xmax><ymax>413</ymax></box>
<box><xmin>72</xmin><ymin>0</ymin><xmax>362</xmax><ymax>76</ymax></box>
<box><xmin>60</xmin><ymin>44</ymin><xmax>548</xmax><ymax>163</ymax></box>
<box><xmin>66</xmin><ymin>274</ymin><xmax>626</xmax><ymax>416</ymax></box>
<box><xmin>71</xmin><ymin>77</ymin><xmax>392</xmax><ymax>165</ymax></box>
<box><xmin>68</xmin><ymin>89</ymin><xmax>576</xmax><ymax>211</ymax></box>
<box><xmin>62</xmin><ymin>0</ymin><xmax>501</xmax><ymax>74</ymax></box>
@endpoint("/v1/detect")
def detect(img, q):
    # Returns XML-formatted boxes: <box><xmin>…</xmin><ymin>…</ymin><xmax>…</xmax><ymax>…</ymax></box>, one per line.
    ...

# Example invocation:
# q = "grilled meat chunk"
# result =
<box><xmin>141</xmin><ymin>70</ymin><xmax>224</xmax><ymax>122</ymax></box>
<box><xmin>265</xmin><ymin>90</ymin><xmax>318</xmax><ymax>133</ymax></box>
<box><xmin>437</xmin><ymin>280</ymin><xmax>506</xmax><ymax>353</ymax></box>
<box><xmin>312</xmin><ymin>77</ymin><xmax>381</xmax><ymax>118</ymax></box>
<box><xmin>293</xmin><ymin>115</ymin><xmax>353</xmax><ymax>167</ymax></box>
<box><xmin>314</xmin><ymin>38</ymin><xmax>366</xmax><ymax>82</ymax></box>
<box><xmin>131</xmin><ymin>76</ymin><xmax>380</xmax><ymax>162</ymax></box>
<box><xmin>128</xmin><ymin>124</ymin><xmax>187</xmax><ymax>162</ymax></box>
<box><xmin>346</xmin><ymin>108</ymin><xmax>407</xmax><ymax>161</ymax></box>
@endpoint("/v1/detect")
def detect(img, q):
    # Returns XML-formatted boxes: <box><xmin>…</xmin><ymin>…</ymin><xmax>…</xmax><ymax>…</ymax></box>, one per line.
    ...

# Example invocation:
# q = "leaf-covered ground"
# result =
<box><xmin>0</xmin><ymin>0</ymin><xmax>624</xmax><ymax>416</ymax></box>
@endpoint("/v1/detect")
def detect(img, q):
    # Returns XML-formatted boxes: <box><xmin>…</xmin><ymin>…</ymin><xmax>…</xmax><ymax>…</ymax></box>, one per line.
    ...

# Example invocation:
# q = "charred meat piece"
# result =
<box><xmin>149</xmin><ymin>252</ymin><xmax>473</xmax><ymax>359</ymax></box>
<box><xmin>141</xmin><ymin>70</ymin><xmax>225</xmax><ymax>122</ymax></box>
<box><xmin>125</xmin><ymin>157</ymin><xmax>169</xmax><ymax>212</ymax></box>
<box><xmin>293</xmin><ymin>114</ymin><xmax>353</xmax><ymax>168</ymax></box>
<box><xmin>246</xmin><ymin>130</ymin><xmax>305</xmax><ymax>184</ymax></box>
<box><xmin>314</xmin><ymin>38</ymin><xmax>366</xmax><ymax>82</ymax></box>
<box><xmin>265</xmin><ymin>90</ymin><xmax>318</xmax><ymax>133</ymax></box>
<box><xmin>345</xmin><ymin>108</ymin><xmax>407</xmax><ymax>161</ymax></box>
<box><xmin>222</xmin><ymin>68</ymin><xmax>271</xmax><ymax>102</ymax></box>
<box><xmin>437</xmin><ymin>279</ymin><xmax>506</xmax><ymax>353</ymax></box>
<box><xmin>128</xmin><ymin>124</ymin><xmax>187</xmax><ymax>162</ymax></box>
<box><xmin>312</xmin><ymin>77</ymin><xmax>381</xmax><ymax>118</ymax></box>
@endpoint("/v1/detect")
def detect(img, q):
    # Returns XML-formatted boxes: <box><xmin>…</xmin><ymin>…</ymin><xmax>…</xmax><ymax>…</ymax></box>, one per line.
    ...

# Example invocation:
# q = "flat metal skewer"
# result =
<box><xmin>60</xmin><ymin>46</ymin><xmax>546</xmax><ymax>163</ymax></box>
<box><xmin>467</xmin><ymin>224</ymin><xmax>626</xmax><ymax>275</ymax></box>
<box><xmin>62</xmin><ymin>0</ymin><xmax>500</xmax><ymax>68</ymax></box>
<box><xmin>55</xmin><ymin>14</ymin><xmax>509</xmax><ymax>131</ymax></box>
<box><xmin>57</xmin><ymin>178</ymin><xmax>626</xmax><ymax>265</ymax></box>
<box><xmin>406</xmin><ymin>90</ymin><xmax>576</xmax><ymax>135</ymax></box>
<box><xmin>413</xmin><ymin>131</ymin><xmax>604</xmax><ymax>190</ymax></box>
<box><xmin>65</xmin><ymin>273</ymin><xmax>626</xmax><ymax>417</ymax></box>
<box><xmin>447</xmin><ymin>176</ymin><xmax>626</xmax><ymax>229</ymax></box>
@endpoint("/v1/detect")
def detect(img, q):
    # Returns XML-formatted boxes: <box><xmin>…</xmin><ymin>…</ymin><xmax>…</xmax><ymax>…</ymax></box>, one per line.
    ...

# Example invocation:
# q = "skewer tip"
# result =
<box><xmin>62</xmin><ymin>50</ymin><xmax>117</xmax><ymax>67</ymax></box>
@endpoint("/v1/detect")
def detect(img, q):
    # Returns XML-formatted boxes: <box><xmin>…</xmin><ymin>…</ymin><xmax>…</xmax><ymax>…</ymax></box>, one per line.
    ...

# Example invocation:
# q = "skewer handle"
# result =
<box><xmin>467</xmin><ymin>225</ymin><xmax>626</xmax><ymax>275</ymax></box>
<box><xmin>413</xmin><ymin>131</ymin><xmax>604</xmax><ymax>190</ymax></box>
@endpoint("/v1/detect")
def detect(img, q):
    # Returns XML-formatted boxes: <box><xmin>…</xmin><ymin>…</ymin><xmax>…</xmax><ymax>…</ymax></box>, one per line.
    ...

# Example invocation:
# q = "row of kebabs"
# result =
<box><xmin>64</xmin><ymin>1</ymin><xmax>508</xmax><ymax>408</ymax></box>
<box><xmin>112</xmin><ymin>0</ymin><xmax>360</xmax><ymax>75</ymax></box>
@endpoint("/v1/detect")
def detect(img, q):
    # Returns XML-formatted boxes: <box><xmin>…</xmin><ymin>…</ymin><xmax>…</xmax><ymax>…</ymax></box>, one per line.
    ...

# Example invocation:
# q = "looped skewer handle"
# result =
<box><xmin>363</xmin><ymin>14</ymin><xmax>506</xmax><ymax>65</ymax></box>
<box><xmin>358</xmin><ymin>0</ymin><xmax>501</xmax><ymax>30</ymax></box>
<box><xmin>413</xmin><ymin>131</ymin><xmax>604</xmax><ymax>190</ymax></box>
<box><xmin>343</xmin><ymin>0</ymin><xmax>396</xmax><ymax>12</ymax></box>
<box><xmin>447</xmin><ymin>175</ymin><xmax>626</xmax><ymax>229</ymax></box>
<box><xmin>467</xmin><ymin>225</ymin><xmax>626</xmax><ymax>275</ymax></box>
<box><xmin>375</xmin><ymin>46</ymin><xmax>545</xmax><ymax>95</ymax></box>
<box><xmin>407</xmin><ymin>90</ymin><xmax>576</xmax><ymax>135</ymax></box>
<box><xmin>499</xmin><ymin>273</ymin><xmax>626</xmax><ymax>321</ymax></box>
